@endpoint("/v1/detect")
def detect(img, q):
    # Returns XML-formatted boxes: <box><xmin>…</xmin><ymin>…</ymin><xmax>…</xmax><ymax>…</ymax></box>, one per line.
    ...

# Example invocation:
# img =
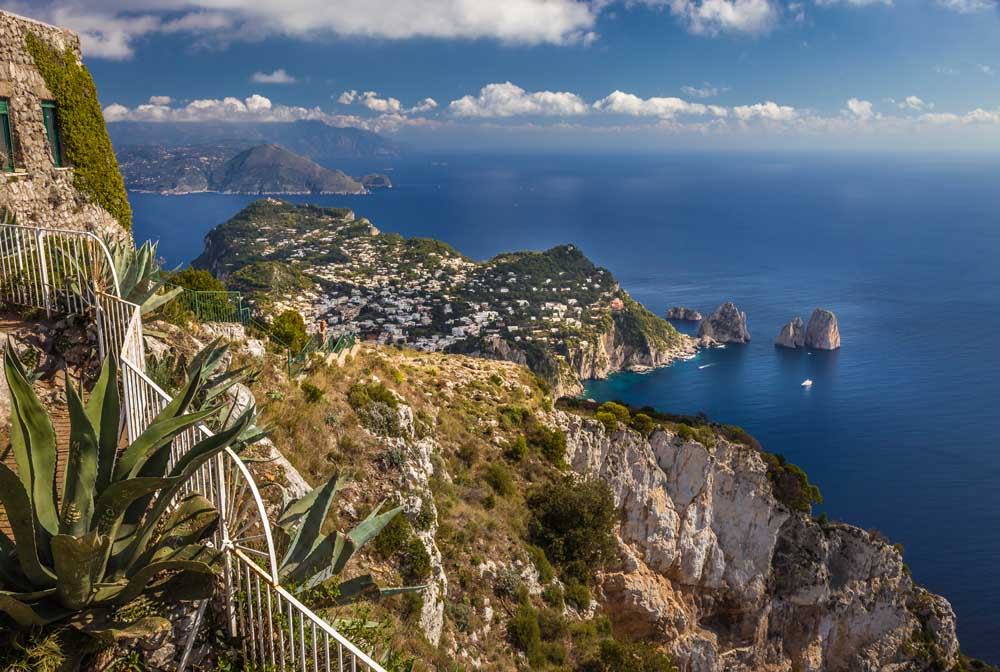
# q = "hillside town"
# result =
<box><xmin>195</xmin><ymin>199</ymin><xmax>622</xmax><ymax>354</ymax></box>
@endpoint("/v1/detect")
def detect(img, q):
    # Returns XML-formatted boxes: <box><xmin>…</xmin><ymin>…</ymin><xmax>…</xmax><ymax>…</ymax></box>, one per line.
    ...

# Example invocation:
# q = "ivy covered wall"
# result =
<box><xmin>24</xmin><ymin>32</ymin><xmax>131</xmax><ymax>231</ymax></box>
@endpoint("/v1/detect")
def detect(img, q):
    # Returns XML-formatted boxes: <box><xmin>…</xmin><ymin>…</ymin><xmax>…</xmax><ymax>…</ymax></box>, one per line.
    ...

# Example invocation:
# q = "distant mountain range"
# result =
<box><xmin>118</xmin><ymin>143</ymin><xmax>392</xmax><ymax>195</ymax></box>
<box><xmin>107</xmin><ymin>120</ymin><xmax>402</xmax><ymax>161</ymax></box>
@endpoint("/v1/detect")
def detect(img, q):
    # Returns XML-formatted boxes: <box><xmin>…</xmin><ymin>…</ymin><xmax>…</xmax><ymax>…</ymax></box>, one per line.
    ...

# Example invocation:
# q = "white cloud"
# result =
<box><xmin>251</xmin><ymin>69</ymin><xmax>298</xmax><ymax>84</ymax></box>
<box><xmin>338</xmin><ymin>91</ymin><xmax>438</xmax><ymax>115</ymax></box>
<box><xmin>148</xmin><ymin>95</ymin><xmax>172</xmax><ymax>105</ymax></box>
<box><xmin>340</xmin><ymin>91</ymin><xmax>404</xmax><ymax>114</ymax></box>
<box><xmin>978</xmin><ymin>64</ymin><xmax>995</xmax><ymax>76</ymax></box>
<box><xmin>25</xmin><ymin>0</ymin><xmax>598</xmax><ymax>60</ymax></box>
<box><xmin>655</xmin><ymin>0</ymin><xmax>780</xmax><ymax>35</ymax></box>
<box><xmin>681</xmin><ymin>82</ymin><xmax>729</xmax><ymax>98</ymax></box>
<box><xmin>104</xmin><ymin>94</ymin><xmax>325</xmax><ymax>123</ymax></box>
<box><xmin>934</xmin><ymin>65</ymin><xmax>960</xmax><ymax>75</ymax></box>
<box><xmin>732</xmin><ymin>100</ymin><xmax>799</xmax><ymax>120</ymax></box>
<box><xmin>449</xmin><ymin>82</ymin><xmax>589</xmax><ymax>118</ymax></box>
<box><xmin>900</xmin><ymin>95</ymin><xmax>933</xmax><ymax>111</ymax></box>
<box><xmin>845</xmin><ymin>97</ymin><xmax>875</xmax><ymax>120</ymax></box>
<box><xmin>593</xmin><ymin>90</ymin><xmax>727</xmax><ymax>118</ymax></box>
<box><xmin>409</xmin><ymin>98</ymin><xmax>439</xmax><ymax>113</ymax></box>
<box><xmin>815</xmin><ymin>0</ymin><xmax>892</xmax><ymax>6</ymax></box>
<box><xmin>936</xmin><ymin>0</ymin><xmax>997</xmax><ymax>13</ymax></box>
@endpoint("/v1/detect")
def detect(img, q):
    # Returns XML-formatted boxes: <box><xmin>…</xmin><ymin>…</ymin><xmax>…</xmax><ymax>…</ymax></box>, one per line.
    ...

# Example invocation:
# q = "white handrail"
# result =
<box><xmin>0</xmin><ymin>222</ymin><xmax>388</xmax><ymax>672</ymax></box>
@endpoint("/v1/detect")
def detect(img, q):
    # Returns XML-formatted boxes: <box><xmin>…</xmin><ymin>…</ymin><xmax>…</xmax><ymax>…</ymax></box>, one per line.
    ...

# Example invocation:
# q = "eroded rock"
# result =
<box><xmin>804</xmin><ymin>309</ymin><xmax>840</xmax><ymax>350</ymax></box>
<box><xmin>697</xmin><ymin>302</ymin><xmax>750</xmax><ymax>344</ymax></box>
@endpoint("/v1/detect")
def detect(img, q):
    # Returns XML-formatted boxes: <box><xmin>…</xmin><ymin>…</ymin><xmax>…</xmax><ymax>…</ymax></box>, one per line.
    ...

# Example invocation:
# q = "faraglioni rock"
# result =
<box><xmin>774</xmin><ymin>316</ymin><xmax>806</xmax><ymax>349</ymax></box>
<box><xmin>698</xmin><ymin>301</ymin><xmax>750</xmax><ymax>344</ymax></box>
<box><xmin>804</xmin><ymin>308</ymin><xmax>841</xmax><ymax>350</ymax></box>
<box><xmin>666</xmin><ymin>306</ymin><xmax>703</xmax><ymax>321</ymax></box>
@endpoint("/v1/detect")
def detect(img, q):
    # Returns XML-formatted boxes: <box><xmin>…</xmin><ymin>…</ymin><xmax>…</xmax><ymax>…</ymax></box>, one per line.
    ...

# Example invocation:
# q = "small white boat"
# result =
<box><xmin>801</xmin><ymin>379</ymin><xmax>813</xmax><ymax>387</ymax></box>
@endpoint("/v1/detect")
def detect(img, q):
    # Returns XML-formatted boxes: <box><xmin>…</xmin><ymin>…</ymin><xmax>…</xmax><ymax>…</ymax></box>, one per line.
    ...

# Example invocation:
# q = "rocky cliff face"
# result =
<box><xmin>555</xmin><ymin>413</ymin><xmax>959</xmax><ymax>672</ymax></box>
<box><xmin>698</xmin><ymin>302</ymin><xmax>751</xmax><ymax>344</ymax></box>
<box><xmin>775</xmin><ymin>316</ymin><xmax>806</xmax><ymax>349</ymax></box>
<box><xmin>805</xmin><ymin>309</ymin><xmax>841</xmax><ymax>350</ymax></box>
<box><xmin>565</xmin><ymin>318</ymin><xmax>699</xmax><ymax>396</ymax></box>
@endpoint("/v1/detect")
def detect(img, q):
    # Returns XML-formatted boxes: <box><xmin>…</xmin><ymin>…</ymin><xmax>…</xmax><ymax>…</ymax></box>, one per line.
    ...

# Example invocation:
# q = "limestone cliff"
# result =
<box><xmin>555</xmin><ymin>413</ymin><xmax>959</xmax><ymax>672</ymax></box>
<box><xmin>698</xmin><ymin>302</ymin><xmax>751</xmax><ymax>344</ymax></box>
<box><xmin>805</xmin><ymin>308</ymin><xmax>841</xmax><ymax>350</ymax></box>
<box><xmin>775</xmin><ymin>316</ymin><xmax>806</xmax><ymax>349</ymax></box>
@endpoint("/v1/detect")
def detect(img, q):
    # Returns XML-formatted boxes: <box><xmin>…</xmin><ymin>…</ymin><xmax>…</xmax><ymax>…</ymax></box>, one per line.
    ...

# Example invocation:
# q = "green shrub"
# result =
<box><xmin>527</xmin><ymin>545</ymin><xmax>555</xmax><ymax>584</ymax></box>
<box><xmin>301</xmin><ymin>381</ymin><xmax>325</xmax><ymax>403</ymax></box>
<box><xmin>595</xmin><ymin>411</ymin><xmax>618</xmax><ymax>433</ymax></box>
<box><xmin>675</xmin><ymin>423</ymin><xmax>696</xmax><ymax>441</ymax></box>
<box><xmin>630</xmin><ymin>413</ymin><xmax>655</xmax><ymax>436</ymax></box>
<box><xmin>374</xmin><ymin>512</ymin><xmax>411</xmax><ymax>559</ymax></box>
<box><xmin>578</xmin><ymin>638</ymin><xmax>678</xmax><ymax>672</ymax></box>
<box><xmin>527</xmin><ymin>477</ymin><xmax>616</xmax><ymax>586</ymax></box>
<box><xmin>458</xmin><ymin>443</ymin><xmax>479</xmax><ymax>468</ymax></box>
<box><xmin>484</xmin><ymin>462</ymin><xmax>516</xmax><ymax>497</ymax></box>
<box><xmin>543</xmin><ymin>641</ymin><xmax>568</xmax><ymax>665</ymax></box>
<box><xmin>508</xmin><ymin>605</ymin><xmax>543</xmax><ymax>665</ymax></box>
<box><xmin>499</xmin><ymin>405</ymin><xmax>531</xmax><ymax>429</ymax></box>
<box><xmin>25</xmin><ymin>34</ymin><xmax>131</xmax><ymax>230</ymax></box>
<box><xmin>505</xmin><ymin>435</ymin><xmax>529</xmax><ymax>462</ymax></box>
<box><xmin>538</xmin><ymin>608</ymin><xmax>568</xmax><ymax>641</ymax></box>
<box><xmin>597</xmin><ymin>401</ymin><xmax>631</xmax><ymax>426</ymax></box>
<box><xmin>693</xmin><ymin>425</ymin><xmax>716</xmax><ymax>448</ymax></box>
<box><xmin>763</xmin><ymin>453</ymin><xmax>823</xmax><ymax>513</ymax></box>
<box><xmin>542</xmin><ymin>583</ymin><xmax>565</xmax><ymax>609</ymax></box>
<box><xmin>402</xmin><ymin>537</ymin><xmax>432</xmax><ymax>583</ymax></box>
<box><xmin>170</xmin><ymin>268</ymin><xmax>226</xmax><ymax>292</ymax></box>
<box><xmin>529</xmin><ymin>425</ymin><xmax>567</xmax><ymax>465</ymax></box>
<box><xmin>494</xmin><ymin>567</ymin><xmax>522</xmax><ymax>600</ymax></box>
<box><xmin>564</xmin><ymin>582</ymin><xmax>592</xmax><ymax>611</ymax></box>
<box><xmin>271</xmin><ymin>309</ymin><xmax>308</xmax><ymax>351</ymax></box>
<box><xmin>348</xmin><ymin>382</ymin><xmax>404</xmax><ymax>437</ymax></box>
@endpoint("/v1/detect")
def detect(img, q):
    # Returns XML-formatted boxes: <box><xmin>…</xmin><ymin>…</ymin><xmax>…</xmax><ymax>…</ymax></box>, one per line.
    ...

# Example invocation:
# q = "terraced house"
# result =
<box><xmin>0</xmin><ymin>9</ymin><xmax>128</xmax><ymax>236</ymax></box>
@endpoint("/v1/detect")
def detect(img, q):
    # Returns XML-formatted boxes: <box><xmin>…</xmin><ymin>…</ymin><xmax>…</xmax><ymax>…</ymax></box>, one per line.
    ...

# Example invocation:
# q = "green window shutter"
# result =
<box><xmin>1</xmin><ymin>98</ymin><xmax>12</xmax><ymax>172</ymax></box>
<box><xmin>41</xmin><ymin>101</ymin><xmax>62</xmax><ymax>167</ymax></box>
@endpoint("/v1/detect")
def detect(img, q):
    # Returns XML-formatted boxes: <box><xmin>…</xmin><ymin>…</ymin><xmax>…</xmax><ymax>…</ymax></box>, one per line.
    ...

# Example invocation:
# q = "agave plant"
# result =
<box><xmin>274</xmin><ymin>474</ymin><xmax>421</xmax><ymax>604</ymax></box>
<box><xmin>0</xmin><ymin>341</ymin><xmax>256</xmax><ymax>641</ymax></box>
<box><xmin>107</xmin><ymin>238</ymin><xmax>182</xmax><ymax>317</ymax></box>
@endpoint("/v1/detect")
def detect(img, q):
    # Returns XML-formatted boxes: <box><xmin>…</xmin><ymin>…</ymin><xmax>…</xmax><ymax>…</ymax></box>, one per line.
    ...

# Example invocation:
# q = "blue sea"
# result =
<box><xmin>131</xmin><ymin>152</ymin><xmax>1000</xmax><ymax>663</ymax></box>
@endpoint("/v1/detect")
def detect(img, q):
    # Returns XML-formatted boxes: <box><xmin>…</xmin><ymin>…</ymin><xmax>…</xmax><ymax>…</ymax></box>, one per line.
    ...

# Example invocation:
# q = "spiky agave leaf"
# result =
<box><xmin>0</xmin><ymin>342</ymin><xmax>252</xmax><ymax>639</ymax></box>
<box><xmin>275</xmin><ymin>474</ymin><xmax>424</xmax><ymax>602</ymax></box>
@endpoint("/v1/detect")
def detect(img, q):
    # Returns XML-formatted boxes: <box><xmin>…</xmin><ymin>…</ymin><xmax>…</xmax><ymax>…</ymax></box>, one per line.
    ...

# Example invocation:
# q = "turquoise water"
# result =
<box><xmin>131</xmin><ymin>152</ymin><xmax>1000</xmax><ymax>662</ymax></box>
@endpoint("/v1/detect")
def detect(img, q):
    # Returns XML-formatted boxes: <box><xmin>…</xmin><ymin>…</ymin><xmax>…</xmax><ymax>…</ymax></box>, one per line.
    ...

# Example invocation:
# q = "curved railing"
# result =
<box><xmin>0</xmin><ymin>223</ymin><xmax>387</xmax><ymax>672</ymax></box>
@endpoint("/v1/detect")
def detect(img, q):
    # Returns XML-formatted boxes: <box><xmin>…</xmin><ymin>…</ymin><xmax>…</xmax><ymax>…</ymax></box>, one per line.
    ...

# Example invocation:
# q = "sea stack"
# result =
<box><xmin>804</xmin><ymin>308</ymin><xmax>841</xmax><ymax>350</ymax></box>
<box><xmin>666</xmin><ymin>306</ymin><xmax>702</xmax><ymax>321</ymax></box>
<box><xmin>698</xmin><ymin>301</ymin><xmax>750</xmax><ymax>344</ymax></box>
<box><xmin>774</xmin><ymin>316</ymin><xmax>806</xmax><ymax>349</ymax></box>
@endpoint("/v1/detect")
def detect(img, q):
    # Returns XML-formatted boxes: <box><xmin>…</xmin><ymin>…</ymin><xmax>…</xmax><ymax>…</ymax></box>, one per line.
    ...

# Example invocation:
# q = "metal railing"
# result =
<box><xmin>0</xmin><ymin>222</ymin><xmax>386</xmax><ymax>672</ymax></box>
<box><xmin>171</xmin><ymin>286</ymin><xmax>252</xmax><ymax>325</ymax></box>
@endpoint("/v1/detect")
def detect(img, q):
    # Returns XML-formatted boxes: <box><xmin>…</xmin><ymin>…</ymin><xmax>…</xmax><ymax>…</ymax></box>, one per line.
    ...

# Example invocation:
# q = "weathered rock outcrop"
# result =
<box><xmin>555</xmin><ymin>413</ymin><xmax>959</xmax><ymax>672</ymax></box>
<box><xmin>804</xmin><ymin>308</ymin><xmax>841</xmax><ymax>350</ymax></box>
<box><xmin>774</xmin><ymin>316</ymin><xmax>806</xmax><ymax>349</ymax></box>
<box><xmin>666</xmin><ymin>306</ymin><xmax>703</xmax><ymax>321</ymax></box>
<box><xmin>697</xmin><ymin>302</ymin><xmax>750</xmax><ymax>344</ymax></box>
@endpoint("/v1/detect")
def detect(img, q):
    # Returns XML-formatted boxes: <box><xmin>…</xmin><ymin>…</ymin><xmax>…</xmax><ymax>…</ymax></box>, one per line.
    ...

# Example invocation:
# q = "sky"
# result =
<box><xmin>11</xmin><ymin>0</ymin><xmax>1000</xmax><ymax>151</ymax></box>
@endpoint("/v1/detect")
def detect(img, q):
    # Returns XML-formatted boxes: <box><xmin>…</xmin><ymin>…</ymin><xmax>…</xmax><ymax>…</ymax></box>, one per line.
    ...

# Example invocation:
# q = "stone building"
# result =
<box><xmin>0</xmin><ymin>9</ymin><xmax>125</xmax><ymax>238</ymax></box>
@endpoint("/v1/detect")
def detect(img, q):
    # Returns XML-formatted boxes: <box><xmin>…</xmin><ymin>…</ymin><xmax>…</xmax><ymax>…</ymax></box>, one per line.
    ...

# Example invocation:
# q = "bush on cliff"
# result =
<box><xmin>763</xmin><ymin>453</ymin><xmax>823</xmax><ymax>513</ymax></box>
<box><xmin>271</xmin><ymin>309</ymin><xmax>308</xmax><ymax>352</ymax></box>
<box><xmin>527</xmin><ymin>477</ymin><xmax>616</xmax><ymax>586</ymax></box>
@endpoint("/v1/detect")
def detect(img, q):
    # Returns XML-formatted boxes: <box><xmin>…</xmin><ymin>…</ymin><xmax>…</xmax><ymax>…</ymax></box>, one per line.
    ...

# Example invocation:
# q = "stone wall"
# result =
<box><xmin>0</xmin><ymin>10</ymin><xmax>122</xmax><ymax>238</ymax></box>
